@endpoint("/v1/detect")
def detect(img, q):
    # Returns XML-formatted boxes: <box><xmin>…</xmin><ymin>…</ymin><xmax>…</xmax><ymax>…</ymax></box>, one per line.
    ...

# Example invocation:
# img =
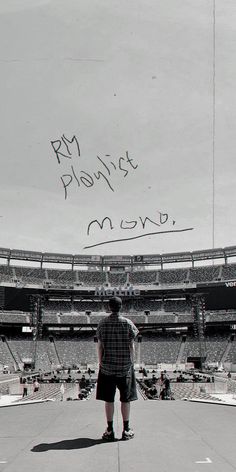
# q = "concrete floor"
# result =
<box><xmin>0</xmin><ymin>399</ymin><xmax>236</xmax><ymax>472</ymax></box>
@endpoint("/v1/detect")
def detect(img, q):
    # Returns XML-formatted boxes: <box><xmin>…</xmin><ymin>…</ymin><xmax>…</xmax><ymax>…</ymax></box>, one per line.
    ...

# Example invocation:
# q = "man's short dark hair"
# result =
<box><xmin>109</xmin><ymin>296</ymin><xmax>122</xmax><ymax>313</ymax></box>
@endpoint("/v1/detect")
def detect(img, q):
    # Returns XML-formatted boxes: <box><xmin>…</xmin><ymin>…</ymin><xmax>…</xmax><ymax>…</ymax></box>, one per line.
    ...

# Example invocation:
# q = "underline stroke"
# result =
<box><xmin>83</xmin><ymin>227</ymin><xmax>194</xmax><ymax>249</ymax></box>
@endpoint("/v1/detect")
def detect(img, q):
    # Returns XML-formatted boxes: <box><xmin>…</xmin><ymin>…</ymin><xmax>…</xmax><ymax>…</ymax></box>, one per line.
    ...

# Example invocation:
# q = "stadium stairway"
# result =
<box><xmin>220</xmin><ymin>337</ymin><xmax>234</xmax><ymax>363</ymax></box>
<box><xmin>176</xmin><ymin>337</ymin><xmax>186</xmax><ymax>364</ymax></box>
<box><xmin>16</xmin><ymin>383</ymin><xmax>80</xmax><ymax>403</ymax></box>
<box><xmin>170</xmin><ymin>384</ymin><xmax>224</xmax><ymax>402</ymax></box>
<box><xmin>137</xmin><ymin>380</ymin><xmax>225</xmax><ymax>402</ymax></box>
<box><xmin>226</xmin><ymin>379</ymin><xmax>236</xmax><ymax>395</ymax></box>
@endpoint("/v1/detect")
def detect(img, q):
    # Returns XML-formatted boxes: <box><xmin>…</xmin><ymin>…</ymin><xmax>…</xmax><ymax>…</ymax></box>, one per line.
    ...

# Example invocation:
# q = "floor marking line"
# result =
<box><xmin>195</xmin><ymin>458</ymin><xmax>212</xmax><ymax>464</ymax></box>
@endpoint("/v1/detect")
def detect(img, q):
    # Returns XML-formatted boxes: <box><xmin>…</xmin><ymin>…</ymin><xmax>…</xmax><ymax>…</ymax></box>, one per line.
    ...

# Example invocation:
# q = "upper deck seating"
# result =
<box><xmin>108</xmin><ymin>272</ymin><xmax>128</xmax><ymax>286</ymax></box>
<box><xmin>189</xmin><ymin>265</ymin><xmax>221</xmax><ymax>283</ymax></box>
<box><xmin>159</xmin><ymin>269</ymin><xmax>188</xmax><ymax>284</ymax></box>
<box><xmin>221</xmin><ymin>264</ymin><xmax>236</xmax><ymax>280</ymax></box>
<box><xmin>0</xmin><ymin>265</ymin><xmax>14</xmax><ymax>282</ymax></box>
<box><xmin>13</xmin><ymin>266</ymin><xmax>46</xmax><ymax>284</ymax></box>
<box><xmin>129</xmin><ymin>271</ymin><xmax>157</xmax><ymax>285</ymax></box>
<box><xmin>47</xmin><ymin>269</ymin><xmax>76</xmax><ymax>284</ymax></box>
<box><xmin>76</xmin><ymin>271</ymin><xmax>106</xmax><ymax>286</ymax></box>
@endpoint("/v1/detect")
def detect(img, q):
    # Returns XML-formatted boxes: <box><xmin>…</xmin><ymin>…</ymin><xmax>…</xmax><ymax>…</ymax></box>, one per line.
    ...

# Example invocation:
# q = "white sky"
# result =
<box><xmin>0</xmin><ymin>0</ymin><xmax>236</xmax><ymax>257</ymax></box>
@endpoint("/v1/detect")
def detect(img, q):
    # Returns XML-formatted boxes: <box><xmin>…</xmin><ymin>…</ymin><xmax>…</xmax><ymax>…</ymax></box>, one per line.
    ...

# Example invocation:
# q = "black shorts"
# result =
<box><xmin>96</xmin><ymin>367</ymin><xmax>138</xmax><ymax>403</ymax></box>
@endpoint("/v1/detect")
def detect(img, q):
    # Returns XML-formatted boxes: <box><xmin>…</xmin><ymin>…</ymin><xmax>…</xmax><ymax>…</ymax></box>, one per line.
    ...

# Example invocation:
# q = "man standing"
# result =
<box><xmin>60</xmin><ymin>382</ymin><xmax>65</xmax><ymax>401</ymax></box>
<box><xmin>160</xmin><ymin>371</ymin><xmax>171</xmax><ymax>400</ymax></box>
<box><xmin>96</xmin><ymin>296</ymin><xmax>138</xmax><ymax>441</ymax></box>
<box><xmin>33</xmin><ymin>378</ymin><xmax>40</xmax><ymax>393</ymax></box>
<box><xmin>22</xmin><ymin>378</ymin><xmax>28</xmax><ymax>398</ymax></box>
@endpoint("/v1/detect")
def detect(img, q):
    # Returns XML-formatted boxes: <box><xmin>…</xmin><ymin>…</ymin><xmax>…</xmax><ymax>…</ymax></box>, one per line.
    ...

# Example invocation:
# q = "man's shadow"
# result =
<box><xmin>31</xmin><ymin>437</ymin><xmax>119</xmax><ymax>452</ymax></box>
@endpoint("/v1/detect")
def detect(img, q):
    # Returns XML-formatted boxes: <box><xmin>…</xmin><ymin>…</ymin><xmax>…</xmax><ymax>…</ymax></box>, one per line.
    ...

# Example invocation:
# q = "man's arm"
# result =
<box><xmin>129</xmin><ymin>321</ymin><xmax>138</xmax><ymax>364</ymax></box>
<box><xmin>129</xmin><ymin>339</ymin><xmax>135</xmax><ymax>364</ymax></box>
<box><xmin>97</xmin><ymin>339</ymin><xmax>104</xmax><ymax>366</ymax></box>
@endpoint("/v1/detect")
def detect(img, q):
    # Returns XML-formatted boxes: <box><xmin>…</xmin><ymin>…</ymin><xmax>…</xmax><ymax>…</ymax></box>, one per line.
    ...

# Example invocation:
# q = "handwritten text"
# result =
<box><xmin>87</xmin><ymin>210</ymin><xmax>172</xmax><ymax>236</ymax></box>
<box><xmin>50</xmin><ymin>134</ymin><xmax>138</xmax><ymax>199</ymax></box>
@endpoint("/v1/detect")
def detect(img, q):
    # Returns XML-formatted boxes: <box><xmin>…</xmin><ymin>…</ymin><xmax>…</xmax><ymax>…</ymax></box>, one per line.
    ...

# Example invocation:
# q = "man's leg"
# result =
<box><xmin>105</xmin><ymin>401</ymin><xmax>114</xmax><ymax>427</ymax></box>
<box><xmin>121</xmin><ymin>402</ymin><xmax>134</xmax><ymax>439</ymax></box>
<box><xmin>121</xmin><ymin>401</ymin><xmax>130</xmax><ymax>423</ymax></box>
<box><xmin>102</xmin><ymin>402</ymin><xmax>115</xmax><ymax>440</ymax></box>
<box><xmin>96</xmin><ymin>372</ymin><xmax>116</xmax><ymax>440</ymax></box>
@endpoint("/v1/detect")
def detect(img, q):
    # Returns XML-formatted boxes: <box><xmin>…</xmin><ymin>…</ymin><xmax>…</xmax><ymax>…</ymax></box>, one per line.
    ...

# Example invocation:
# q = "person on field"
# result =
<box><xmin>96</xmin><ymin>296</ymin><xmax>138</xmax><ymax>441</ymax></box>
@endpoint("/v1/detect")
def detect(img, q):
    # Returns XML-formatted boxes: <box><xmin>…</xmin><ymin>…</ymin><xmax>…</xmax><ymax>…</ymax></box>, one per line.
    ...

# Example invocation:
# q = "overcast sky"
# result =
<box><xmin>0</xmin><ymin>0</ymin><xmax>236</xmax><ymax>257</ymax></box>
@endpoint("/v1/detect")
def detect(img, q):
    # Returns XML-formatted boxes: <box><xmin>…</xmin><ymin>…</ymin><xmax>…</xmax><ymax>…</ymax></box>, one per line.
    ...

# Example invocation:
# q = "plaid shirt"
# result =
<box><xmin>96</xmin><ymin>313</ymin><xmax>139</xmax><ymax>376</ymax></box>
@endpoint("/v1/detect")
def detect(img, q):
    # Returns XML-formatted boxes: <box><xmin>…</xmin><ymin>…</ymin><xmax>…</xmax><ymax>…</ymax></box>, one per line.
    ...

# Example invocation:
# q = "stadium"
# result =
<box><xmin>0</xmin><ymin>245</ymin><xmax>236</xmax><ymax>471</ymax></box>
<box><xmin>1</xmin><ymin>245</ymin><xmax>236</xmax><ymax>378</ymax></box>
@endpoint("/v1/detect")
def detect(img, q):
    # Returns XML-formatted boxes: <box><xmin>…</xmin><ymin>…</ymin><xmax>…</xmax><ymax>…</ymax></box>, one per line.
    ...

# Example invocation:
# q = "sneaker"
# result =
<box><xmin>102</xmin><ymin>429</ymin><xmax>115</xmax><ymax>441</ymax></box>
<box><xmin>122</xmin><ymin>429</ymin><xmax>134</xmax><ymax>440</ymax></box>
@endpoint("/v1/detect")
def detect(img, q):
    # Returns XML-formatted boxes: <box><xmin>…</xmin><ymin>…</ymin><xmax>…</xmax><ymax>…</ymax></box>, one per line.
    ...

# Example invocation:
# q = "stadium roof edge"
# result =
<box><xmin>161</xmin><ymin>251</ymin><xmax>192</xmax><ymax>263</ymax></box>
<box><xmin>0</xmin><ymin>245</ymin><xmax>234</xmax><ymax>265</ymax></box>
<box><xmin>191</xmin><ymin>247</ymin><xmax>225</xmax><ymax>261</ymax></box>
<box><xmin>224</xmin><ymin>246</ymin><xmax>236</xmax><ymax>257</ymax></box>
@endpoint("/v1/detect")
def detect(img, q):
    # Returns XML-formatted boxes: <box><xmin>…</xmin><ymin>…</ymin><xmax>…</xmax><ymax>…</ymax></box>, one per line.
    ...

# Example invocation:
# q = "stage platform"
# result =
<box><xmin>0</xmin><ymin>398</ymin><xmax>236</xmax><ymax>472</ymax></box>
